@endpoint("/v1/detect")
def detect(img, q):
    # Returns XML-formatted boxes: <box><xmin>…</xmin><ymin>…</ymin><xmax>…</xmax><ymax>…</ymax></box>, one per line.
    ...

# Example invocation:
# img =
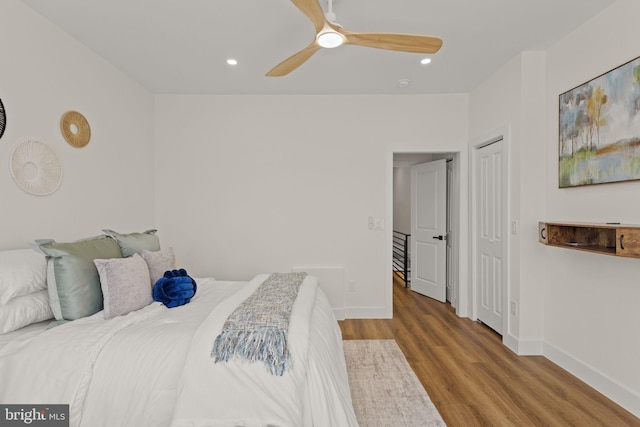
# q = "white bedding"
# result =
<box><xmin>0</xmin><ymin>275</ymin><xmax>358</xmax><ymax>427</ymax></box>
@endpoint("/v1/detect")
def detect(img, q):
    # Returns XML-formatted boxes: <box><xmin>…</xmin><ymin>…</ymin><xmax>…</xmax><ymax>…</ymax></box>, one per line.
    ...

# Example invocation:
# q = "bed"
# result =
<box><xmin>0</xmin><ymin>231</ymin><xmax>359</xmax><ymax>427</ymax></box>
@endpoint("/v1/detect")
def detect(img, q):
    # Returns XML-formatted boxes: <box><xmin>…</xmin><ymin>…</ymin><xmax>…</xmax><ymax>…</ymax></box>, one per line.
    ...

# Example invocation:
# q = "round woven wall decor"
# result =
<box><xmin>10</xmin><ymin>140</ymin><xmax>63</xmax><ymax>196</ymax></box>
<box><xmin>60</xmin><ymin>110</ymin><xmax>91</xmax><ymax>148</ymax></box>
<box><xmin>0</xmin><ymin>98</ymin><xmax>6</xmax><ymax>140</ymax></box>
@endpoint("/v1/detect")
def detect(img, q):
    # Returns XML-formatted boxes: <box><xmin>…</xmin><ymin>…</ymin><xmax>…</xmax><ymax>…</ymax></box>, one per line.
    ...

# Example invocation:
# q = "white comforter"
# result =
<box><xmin>0</xmin><ymin>275</ymin><xmax>358</xmax><ymax>427</ymax></box>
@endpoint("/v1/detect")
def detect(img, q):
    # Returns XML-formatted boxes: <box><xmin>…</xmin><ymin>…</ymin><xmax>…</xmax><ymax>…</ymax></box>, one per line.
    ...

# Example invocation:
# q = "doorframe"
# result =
<box><xmin>469</xmin><ymin>126</ymin><xmax>511</xmax><ymax>338</ymax></box>
<box><xmin>386</xmin><ymin>145</ymin><xmax>469</xmax><ymax>319</ymax></box>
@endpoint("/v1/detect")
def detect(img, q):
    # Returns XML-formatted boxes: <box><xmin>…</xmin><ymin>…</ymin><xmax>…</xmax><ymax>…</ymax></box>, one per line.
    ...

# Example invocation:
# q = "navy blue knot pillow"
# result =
<box><xmin>152</xmin><ymin>269</ymin><xmax>197</xmax><ymax>308</ymax></box>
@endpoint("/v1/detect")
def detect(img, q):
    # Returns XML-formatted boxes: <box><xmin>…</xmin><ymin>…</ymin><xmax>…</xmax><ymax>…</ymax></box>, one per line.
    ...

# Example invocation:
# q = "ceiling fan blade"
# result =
<box><xmin>266</xmin><ymin>42</ymin><xmax>321</xmax><ymax>77</ymax></box>
<box><xmin>290</xmin><ymin>0</ymin><xmax>327</xmax><ymax>32</ymax></box>
<box><xmin>341</xmin><ymin>30</ymin><xmax>443</xmax><ymax>54</ymax></box>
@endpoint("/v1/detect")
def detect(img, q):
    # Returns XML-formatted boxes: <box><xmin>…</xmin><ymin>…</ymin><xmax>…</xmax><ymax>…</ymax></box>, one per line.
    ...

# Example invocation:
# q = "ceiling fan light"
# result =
<box><xmin>317</xmin><ymin>31</ymin><xmax>344</xmax><ymax>48</ymax></box>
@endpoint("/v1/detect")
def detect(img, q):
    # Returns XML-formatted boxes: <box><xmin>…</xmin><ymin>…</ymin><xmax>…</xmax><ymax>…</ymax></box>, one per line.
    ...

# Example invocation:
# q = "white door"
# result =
<box><xmin>476</xmin><ymin>139</ymin><xmax>505</xmax><ymax>334</ymax></box>
<box><xmin>410</xmin><ymin>159</ymin><xmax>447</xmax><ymax>302</ymax></box>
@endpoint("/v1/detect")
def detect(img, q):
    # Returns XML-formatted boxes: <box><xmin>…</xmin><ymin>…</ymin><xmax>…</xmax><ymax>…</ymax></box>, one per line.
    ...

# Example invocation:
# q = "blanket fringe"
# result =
<box><xmin>212</xmin><ymin>329</ymin><xmax>290</xmax><ymax>376</ymax></box>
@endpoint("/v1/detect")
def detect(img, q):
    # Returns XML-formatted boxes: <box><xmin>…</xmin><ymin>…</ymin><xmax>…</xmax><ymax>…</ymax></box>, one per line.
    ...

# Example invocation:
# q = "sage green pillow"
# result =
<box><xmin>33</xmin><ymin>236</ymin><xmax>123</xmax><ymax>321</ymax></box>
<box><xmin>102</xmin><ymin>229</ymin><xmax>160</xmax><ymax>257</ymax></box>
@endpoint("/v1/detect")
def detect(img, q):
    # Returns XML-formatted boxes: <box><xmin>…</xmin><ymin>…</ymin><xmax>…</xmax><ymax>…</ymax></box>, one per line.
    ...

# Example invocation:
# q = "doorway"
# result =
<box><xmin>391</xmin><ymin>152</ymin><xmax>460</xmax><ymax>310</ymax></box>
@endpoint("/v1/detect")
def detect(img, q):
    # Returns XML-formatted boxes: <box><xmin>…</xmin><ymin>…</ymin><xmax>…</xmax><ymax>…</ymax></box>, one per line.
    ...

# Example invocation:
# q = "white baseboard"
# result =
<box><xmin>344</xmin><ymin>306</ymin><xmax>390</xmax><ymax>319</ymax></box>
<box><xmin>544</xmin><ymin>341</ymin><xmax>640</xmax><ymax>418</ymax></box>
<box><xmin>503</xmin><ymin>333</ymin><xmax>543</xmax><ymax>355</ymax></box>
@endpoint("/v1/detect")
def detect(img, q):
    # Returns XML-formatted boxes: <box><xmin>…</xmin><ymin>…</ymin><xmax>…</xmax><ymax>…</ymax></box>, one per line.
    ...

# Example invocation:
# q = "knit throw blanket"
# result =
<box><xmin>211</xmin><ymin>272</ymin><xmax>307</xmax><ymax>376</ymax></box>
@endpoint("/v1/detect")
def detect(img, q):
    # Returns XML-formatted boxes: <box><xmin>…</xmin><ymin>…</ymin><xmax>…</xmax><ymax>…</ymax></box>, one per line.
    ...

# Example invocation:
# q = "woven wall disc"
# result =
<box><xmin>10</xmin><ymin>140</ymin><xmax>63</xmax><ymax>196</ymax></box>
<box><xmin>60</xmin><ymin>110</ymin><xmax>91</xmax><ymax>148</ymax></box>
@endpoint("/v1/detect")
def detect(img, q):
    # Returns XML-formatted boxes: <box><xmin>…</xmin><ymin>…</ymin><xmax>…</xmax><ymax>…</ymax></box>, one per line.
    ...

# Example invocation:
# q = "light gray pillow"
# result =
<box><xmin>141</xmin><ymin>247</ymin><xmax>176</xmax><ymax>286</ymax></box>
<box><xmin>33</xmin><ymin>236</ymin><xmax>122</xmax><ymax>321</ymax></box>
<box><xmin>0</xmin><ymin>249</ymin><xmax>47</xmax><ymax>305</ymax></box>
<box><xmin>0</xmin><ymin>290</ymin><xmax>54</xmax><ymax>334</ymax></box>
<box><xmin>102</xmin><ymin>229</ymin><xmax>160</xmax><ymax>258</ymax></box>
<box><xmin>94</xmin><ymin>253</ymin><xmax>153</xmax><ymax>319</ymax></box>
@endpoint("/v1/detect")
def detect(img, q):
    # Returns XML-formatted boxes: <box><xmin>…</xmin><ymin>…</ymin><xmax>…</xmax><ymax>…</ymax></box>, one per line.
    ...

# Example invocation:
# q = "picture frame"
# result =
<box><xmin>558</xmin><ymin>55</ymin><xmax>640</xmax><ymax>188</ymax></box>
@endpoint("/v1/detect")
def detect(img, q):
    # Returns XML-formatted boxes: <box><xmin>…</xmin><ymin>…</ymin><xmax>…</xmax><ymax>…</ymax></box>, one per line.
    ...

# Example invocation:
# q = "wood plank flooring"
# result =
<box><xmin>339</xmin><ymin>276</ymin><xmax>640</xmax><ymax>426</ymax></box>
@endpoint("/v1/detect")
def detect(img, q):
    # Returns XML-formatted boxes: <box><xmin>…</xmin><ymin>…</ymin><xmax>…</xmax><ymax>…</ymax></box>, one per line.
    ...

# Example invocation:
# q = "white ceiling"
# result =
<box><xmin>22</xmin><ymin>0</ymin><xmax>615</xmax><ymax>95</ymax></box>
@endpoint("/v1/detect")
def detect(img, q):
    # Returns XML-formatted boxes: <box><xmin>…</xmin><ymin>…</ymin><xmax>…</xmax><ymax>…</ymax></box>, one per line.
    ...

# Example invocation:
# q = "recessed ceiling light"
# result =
<box><xmin>396</xmin><ymin>79</ymin><xmax>410</xmax><ymax>88</ymax></box>
<box><xmin>420</xmin><ymin>58</ymin><xmax>432</xmax><ymax>65</ymax></box>
<box><xmin>226</xmin><ymin>59</ymin><xmax>238</xmax><ymax>66</ymax></box>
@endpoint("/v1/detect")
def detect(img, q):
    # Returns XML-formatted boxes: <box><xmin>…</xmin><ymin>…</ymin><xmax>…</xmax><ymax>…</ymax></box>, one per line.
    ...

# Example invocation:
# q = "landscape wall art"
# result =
<box><xmin>559</xmin><ymin>55</ymin><xmax>640</xmax><ymax>187</ymax></box>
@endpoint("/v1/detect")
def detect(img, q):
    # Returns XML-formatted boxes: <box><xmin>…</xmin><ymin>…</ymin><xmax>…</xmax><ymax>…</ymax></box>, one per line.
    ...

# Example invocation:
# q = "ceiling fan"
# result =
<box><xmin>266</xmin><ymin>0</ymin><xmax>443</xmax><ymax>77</ymax></box>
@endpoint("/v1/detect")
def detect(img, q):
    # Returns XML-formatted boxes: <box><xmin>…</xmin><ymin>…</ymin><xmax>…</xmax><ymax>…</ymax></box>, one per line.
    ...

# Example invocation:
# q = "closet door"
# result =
<box><xmin>476</xmin><ymin>139</ymin><xmax>505</xmax><ymax>334</ymax></box>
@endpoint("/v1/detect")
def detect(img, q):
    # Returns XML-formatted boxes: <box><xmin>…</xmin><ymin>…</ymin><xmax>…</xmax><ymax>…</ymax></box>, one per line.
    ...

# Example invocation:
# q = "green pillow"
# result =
<box><xmin>102</xmin><ymin>229</ymin><xmax>160</xmax><ymax>257</ymax></box>
<box><xmin>33</xmin><ymin>236</ymin><xmax>123</xmax><ymax>321</ymax></box>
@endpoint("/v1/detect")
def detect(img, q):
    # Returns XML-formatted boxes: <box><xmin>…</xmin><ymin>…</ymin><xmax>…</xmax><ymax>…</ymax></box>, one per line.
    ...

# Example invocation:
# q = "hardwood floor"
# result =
<box><xmin>339</xmin><ymin>276</ymin><xmax>640</xmax><ymax>427</ymax></box>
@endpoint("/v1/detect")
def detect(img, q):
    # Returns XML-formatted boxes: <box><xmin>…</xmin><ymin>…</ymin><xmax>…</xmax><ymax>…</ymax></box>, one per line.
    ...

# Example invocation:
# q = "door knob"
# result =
<box><xmin>432</xmin><ymin>235</ymin><xmax>444</xmax><ymax>240</ymax></box>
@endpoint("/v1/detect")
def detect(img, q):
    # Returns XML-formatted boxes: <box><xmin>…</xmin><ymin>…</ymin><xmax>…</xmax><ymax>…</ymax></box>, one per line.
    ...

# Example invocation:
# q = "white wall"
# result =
<box><xmin>471</xmin><ymin>0</ymin><xmax>640</xmax><ymax>416</ymax></box>
<box><xmin>393</xmin><ymin>167</ymin><xmax>411</xmax><ymax>235</ymax></box>
<box><xmin>0</xmin><ymin>0</ymin><xmax>155</xmax><ymax>249</ymax></box>
<box><xmin>154</xmin><ymin>94</ymin><xmax>468</xmax><ymax>317</ymax></box>
<box><xmin>543</xmin><ymin>0</ymin><xmax>640</xmax><ymax>415</ymax></box>
<box><xmin>469</xmin><ymin>51</ymin><xmax>548</xmax><ymax>352</ymax></box>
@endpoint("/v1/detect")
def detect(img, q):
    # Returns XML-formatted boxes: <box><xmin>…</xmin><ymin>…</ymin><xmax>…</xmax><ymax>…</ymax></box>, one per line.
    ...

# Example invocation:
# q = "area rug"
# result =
<box><xmin>343</xmin><ymin>339</ymin><xmax>446</xmax><ymax>427</ymax></box>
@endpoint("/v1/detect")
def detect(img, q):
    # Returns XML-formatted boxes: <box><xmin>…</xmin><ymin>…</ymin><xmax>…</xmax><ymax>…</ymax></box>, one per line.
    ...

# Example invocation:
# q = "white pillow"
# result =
<box><xmin>0</xmin><ymin>290</ymin><xmax>54</xmax><ymax>334</ymax></box>
<box><xmin>141</xmin><ymin>247</ymin><xmax>176</xmax><ymax>287</ymax></box>
<box><xmin>0</xmin><ymin>249</ymin><xmax>47</xmax><ymax>305</ymax></box>
<box><xmin>94</xmin><ymin>253</ymin><xmax>154</xmax><ymax>319</ymax></box>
